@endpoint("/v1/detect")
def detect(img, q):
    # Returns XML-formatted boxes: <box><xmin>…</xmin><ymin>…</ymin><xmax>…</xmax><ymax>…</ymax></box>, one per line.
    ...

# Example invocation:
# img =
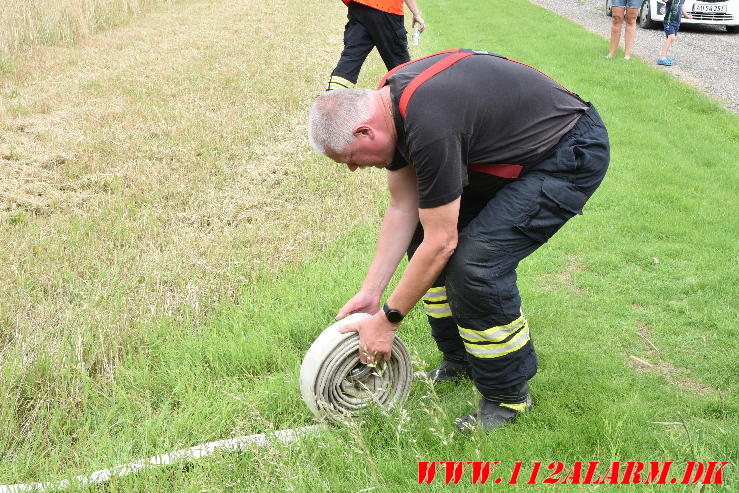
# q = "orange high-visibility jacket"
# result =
<box><xmin>341</xmin><ymin>0</ymin><xmax>404</xmax><ymax>16</ymax></box>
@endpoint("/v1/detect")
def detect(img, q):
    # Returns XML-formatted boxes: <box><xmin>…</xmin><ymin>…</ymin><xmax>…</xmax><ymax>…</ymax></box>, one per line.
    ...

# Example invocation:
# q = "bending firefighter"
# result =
<box><xmin>327</xmin><ymin>0</ymin><xmax>425</xmax><ymax>91</ymax></box>
<box><xmin>308</xmin><ymin>50</ymin><xmax>610</xmax><ymax>432</ymax></box>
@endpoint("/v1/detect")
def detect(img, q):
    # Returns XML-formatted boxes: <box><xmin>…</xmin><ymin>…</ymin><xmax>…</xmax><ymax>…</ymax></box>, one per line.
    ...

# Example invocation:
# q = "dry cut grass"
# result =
<box><xmin>0</xmin><ymin>0</ymin><xmax>179</xmax><ymax>56</ymax></box>
<box><xmin>0</xmin><ymin>0</ymin><xmax>388</xmax><ymax>453</ymax></box>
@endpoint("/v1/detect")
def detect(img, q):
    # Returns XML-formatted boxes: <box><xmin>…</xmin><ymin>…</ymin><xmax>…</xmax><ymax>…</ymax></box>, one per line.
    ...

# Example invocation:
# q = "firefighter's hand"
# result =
<box><xmin>339</xmin><ymin>311</ymin><xmax>398</xmax><ymax>364</ymax></box>
<box><xmin>413</xmin><ymin>15</ymin><xmax>426</xmax><ymax>33</ymax></box>
<box><xmin>336</xmin><ymin>291</ymin><xmax>380</xmax><ymax>320</ymax></box>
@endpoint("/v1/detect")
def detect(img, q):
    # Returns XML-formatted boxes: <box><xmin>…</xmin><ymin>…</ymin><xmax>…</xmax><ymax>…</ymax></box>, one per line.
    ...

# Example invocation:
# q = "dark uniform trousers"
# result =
<box><xmin>408</xmin><ymin>105</ymin><xmax>610</xmax><ymax>400</ymax></box>
<box><xmin>329</xmin><ymin>2</ymin><xmax>410</xmax><ymax>90</ymax></box>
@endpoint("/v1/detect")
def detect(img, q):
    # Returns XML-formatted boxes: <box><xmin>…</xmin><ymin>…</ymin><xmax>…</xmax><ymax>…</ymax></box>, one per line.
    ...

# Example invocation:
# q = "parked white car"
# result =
<box><xmin>606</xmin><ymin>0</ymin><xmax>739</xmax><ymax>32</ymax></box>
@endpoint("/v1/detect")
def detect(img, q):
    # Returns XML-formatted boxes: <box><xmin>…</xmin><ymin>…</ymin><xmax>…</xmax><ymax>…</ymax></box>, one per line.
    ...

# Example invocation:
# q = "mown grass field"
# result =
<box><xmin>0</xmin><ymin>0</ymin><xmax>184</xmax><ymax>57</ymax></box>
<box><xmin>1</xmin><ymin>0</ymin><xmax>737</xmax><ymax>491</ymax></box>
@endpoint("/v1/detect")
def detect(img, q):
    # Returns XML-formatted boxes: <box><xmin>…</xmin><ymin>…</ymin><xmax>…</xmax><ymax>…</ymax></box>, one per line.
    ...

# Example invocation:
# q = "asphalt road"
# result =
<box><xmin>530</xmin><ymin>0</ymin><xmax>739</xmax><ymax>113</ymax></box>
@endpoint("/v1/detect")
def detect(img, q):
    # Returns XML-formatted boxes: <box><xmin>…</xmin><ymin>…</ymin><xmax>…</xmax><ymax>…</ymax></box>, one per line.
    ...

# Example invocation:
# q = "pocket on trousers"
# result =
<box><xmin>393</xmin><ymin>24</ymin><xmax>407</xmax><ymax>43</ymax></box>
<box><xmin>513</xmin><ymin>177</ymin><xmax>589</xmax><ymax>244</ymax></box>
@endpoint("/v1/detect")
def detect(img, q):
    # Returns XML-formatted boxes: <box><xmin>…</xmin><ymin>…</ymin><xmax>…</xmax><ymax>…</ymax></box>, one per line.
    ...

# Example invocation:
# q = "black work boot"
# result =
<box><xmin>425</xmin><ymin>359</ymin><xmax>472</xmax><ymax>383</ymax></box>
<box><xmin>455</xmin><ymin>382</ymin><xmax>533</xmax><ymax>433</ymax></box>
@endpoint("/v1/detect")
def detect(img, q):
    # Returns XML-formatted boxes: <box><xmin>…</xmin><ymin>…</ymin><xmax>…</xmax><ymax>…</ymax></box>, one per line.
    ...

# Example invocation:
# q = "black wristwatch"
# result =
<box><xmin>383</xmin><ymin>303</ymin><xmax>404</xmax><ymax>324</ymax></box>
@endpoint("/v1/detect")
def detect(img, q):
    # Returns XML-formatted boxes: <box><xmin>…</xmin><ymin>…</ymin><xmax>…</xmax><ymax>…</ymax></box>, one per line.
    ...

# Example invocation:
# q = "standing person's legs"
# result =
<box><xmin>623</xmin><ymin>7</ymin><xmax>639</xmax><ymax>58</ymax></box>
<box><xmin>328</xmin><ymin>5</ymin><xmax>375</xmax><ymax>90</ymax></box>
<box><xmin>659</xmin><ymin>22</ymin><xmax>679</xmax><ymax>63</ymax></box>
<box><xmin>608</xmin><ymin>6</ymin><xmax>625</xmax><ymax>57</ymax></box>
<box><xmin>659</xmin><ymin>35</ymin><xmax>676</xmax><ymax>59</ymax></box>
<box><xmin>355</xmin><ymin>3</ymin><xmax>410</xmax><ymax>70</ymax></box>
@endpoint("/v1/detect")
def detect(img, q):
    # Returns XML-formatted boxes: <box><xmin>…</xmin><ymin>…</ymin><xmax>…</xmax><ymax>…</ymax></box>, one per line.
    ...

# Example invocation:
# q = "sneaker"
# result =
<box><xmin>419</xmin><ymin>359</ymin><xmax>471</xmax><ymax>383</ymax></box>
<box><xmin>657</xmin><ymin>58</ymin><xmax>673</xmax><ymax>66</ymax></box>
<box><xmin>454</xmin><ymin>394</ymin><xmax>533</xmax><ymax>433</ymax></box>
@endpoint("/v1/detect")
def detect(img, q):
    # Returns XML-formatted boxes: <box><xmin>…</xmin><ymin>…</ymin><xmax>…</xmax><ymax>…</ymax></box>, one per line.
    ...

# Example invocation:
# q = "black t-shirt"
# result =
<box><xmin>383</xmin><ymin>51</ymin><xmax>589</xmax><ymax>208</ymax></box>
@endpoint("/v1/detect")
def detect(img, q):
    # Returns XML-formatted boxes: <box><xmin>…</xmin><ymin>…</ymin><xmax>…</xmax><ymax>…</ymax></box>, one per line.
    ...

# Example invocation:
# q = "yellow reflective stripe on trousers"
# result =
<box><xmin>500</xmin><ymin>401</ymin><xmax>528</xmax><ymax>413</ymax></box>
<box><xmin>422</xmin><ymin>286</ymin><xmax>451</xmax><ymax>318</ymax></box>
<box><xmin>422</xmin><ymin>286</ymin><xmax>446</xmax><ymax>302</ymax></box>
<box><xmin>459</xmin><ymin>315</ymin><xmax>530</xmax><ymax>359</ymax></box>
<box><xmin>463</xmin><ymin>326</ymin><xmax>530</xmax><ymax>359</ymax></box>
<box><xmin>424</xmin><ymin>302</ymin><xmax>452</xmax><ymax>318</ymax></box>
<box><xmin>327</xmin><ymin>75</ymin><xmax>355</xmax><ymax>90</ymax></box>
<box><xmin>458</xmin><ymin>315</ymin><xmax>526</xmax><ymax>343</ymax></box>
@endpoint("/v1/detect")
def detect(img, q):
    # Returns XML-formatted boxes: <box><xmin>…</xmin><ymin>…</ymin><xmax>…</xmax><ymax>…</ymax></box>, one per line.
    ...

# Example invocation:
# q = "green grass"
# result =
<box><xmin>1</xmin><ymin>0</ymin><xmax>738</xmax><ymax>490</ymax></box>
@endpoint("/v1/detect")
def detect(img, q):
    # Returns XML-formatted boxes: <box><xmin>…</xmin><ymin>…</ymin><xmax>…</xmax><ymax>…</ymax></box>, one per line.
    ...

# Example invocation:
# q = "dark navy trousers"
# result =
<box><xmin>410</xmin><ymin>105</ymin><xmax>610</xmax><ymax>398</ymax></box>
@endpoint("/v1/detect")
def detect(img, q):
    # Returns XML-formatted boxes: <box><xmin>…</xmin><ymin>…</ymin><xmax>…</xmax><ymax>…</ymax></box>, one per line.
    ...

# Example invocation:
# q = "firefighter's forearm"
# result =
<box><xmin>385</xmin><ymin>197</ymin><xmax>459</xmax><ymax>316</ymax></box>
<box><xmin>359</xmin><ymin>204</ymin><xmax>418</xmax><ymax>297</ymax></box>
<box><xmin>386</xmin><ymin>238</ymin><xmax>454</xmax><ymax>316</ymax></box>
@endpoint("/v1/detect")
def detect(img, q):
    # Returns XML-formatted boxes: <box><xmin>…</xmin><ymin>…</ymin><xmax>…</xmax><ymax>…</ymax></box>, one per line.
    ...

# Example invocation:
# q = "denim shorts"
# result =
<box><xmin>612</xmin><ymin>0</ymin><xmax>642</xmax><ymax>8</ymax></box>
<box><xmin>664</xmin><ymin>21</ymin><xmax>681</xmax><ymax>36</ymax></box>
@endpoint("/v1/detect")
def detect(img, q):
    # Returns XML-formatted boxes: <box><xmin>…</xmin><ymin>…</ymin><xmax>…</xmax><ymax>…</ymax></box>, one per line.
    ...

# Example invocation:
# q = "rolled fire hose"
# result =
<box><xmin>300</xmin><ymin>312</ymin><xmax>413</xmax><ymax>421</ymax></box>
<box><xmin>1</xmin><ymin>313</ymin><xmax>414</xmax><ymax>492</ymax></box>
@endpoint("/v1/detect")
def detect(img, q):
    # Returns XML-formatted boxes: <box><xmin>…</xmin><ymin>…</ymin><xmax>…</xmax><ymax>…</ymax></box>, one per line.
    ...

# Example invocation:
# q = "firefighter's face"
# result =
<box><xmin>327</xmin><ymin>126</ymin><xmax>395</xmax><ymax>172</ymax></box>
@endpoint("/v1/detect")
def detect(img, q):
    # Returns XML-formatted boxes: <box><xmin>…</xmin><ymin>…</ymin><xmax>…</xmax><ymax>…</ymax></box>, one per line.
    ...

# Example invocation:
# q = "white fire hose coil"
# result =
<box><xmin>300</xmin><ymin>313</ymin><xmax>413</xmax><ymax>421</ymax></box>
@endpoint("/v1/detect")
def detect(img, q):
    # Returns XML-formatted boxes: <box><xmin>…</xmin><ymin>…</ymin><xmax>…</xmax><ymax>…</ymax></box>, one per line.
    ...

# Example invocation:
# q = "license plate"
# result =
<box><xmin>693</xmin><ymin>3</ymin><xmax>727</xmax><ymax>12</ymax></box>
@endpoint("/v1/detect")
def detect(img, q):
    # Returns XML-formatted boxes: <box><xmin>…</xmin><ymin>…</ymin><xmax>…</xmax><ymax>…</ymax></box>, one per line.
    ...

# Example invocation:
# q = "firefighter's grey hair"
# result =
<box><xmin>308</xmin><ymin>89</ymin><xmax>374</xmax><ymax>155</ymax></box>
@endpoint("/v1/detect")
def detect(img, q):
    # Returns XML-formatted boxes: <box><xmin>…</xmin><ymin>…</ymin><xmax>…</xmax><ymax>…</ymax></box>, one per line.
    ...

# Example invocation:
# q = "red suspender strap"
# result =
<box><xmin>468</xmin><ymin>163</ymin><xmax>524</xmax><ymax>179</ymax></box>
<box><xmin>398</xmin><ymin>52</ymin><xmax>474</xmax><ymax>118</ymax></box>
<box><xmin>380</xmin><ymin>49</ymin><xmax>530</xmax><ymax>180</ymax></box>
<box><xmin>376</xmin><ymin>49</ymin><xmax>461</xmax><ymax>90</ymax></box>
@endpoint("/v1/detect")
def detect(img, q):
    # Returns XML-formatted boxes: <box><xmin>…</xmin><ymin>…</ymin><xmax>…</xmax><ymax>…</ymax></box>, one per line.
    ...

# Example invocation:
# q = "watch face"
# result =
<box><xmin>384</xmin><ymin>305</ymin><xmax>403</xmax><ymax>323</ymax></box>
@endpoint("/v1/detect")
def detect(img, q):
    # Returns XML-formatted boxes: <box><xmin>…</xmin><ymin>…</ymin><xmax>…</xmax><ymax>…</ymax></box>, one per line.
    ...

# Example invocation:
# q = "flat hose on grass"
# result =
<box><xmin>1</xmin><ymin>314</ymin><xmax>414</xmax><ymax>492</ymax></box>
<box><xmin>300</xmin><ymin>313</ymin><xmax>414</xmax><ymax>421</ymax></box>
<box><xmin>0</xmin><ymin>426</ymin><xmax>322</xmax><ymax>493</ymax></box>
